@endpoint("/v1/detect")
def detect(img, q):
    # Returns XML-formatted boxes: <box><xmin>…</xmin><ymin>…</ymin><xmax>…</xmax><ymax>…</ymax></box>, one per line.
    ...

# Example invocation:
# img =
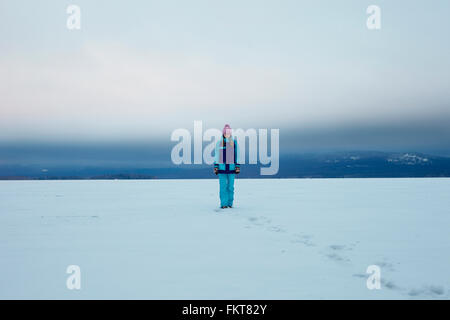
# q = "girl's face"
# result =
<box><xmin>224</xmin><ymin>129</ymin><xmax>231</xmax><ymax>138</ymax></box>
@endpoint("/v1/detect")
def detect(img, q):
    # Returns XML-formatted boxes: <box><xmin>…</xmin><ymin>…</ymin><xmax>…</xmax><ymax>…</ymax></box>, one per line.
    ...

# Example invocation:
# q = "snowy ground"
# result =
<box><xmin>0</xmin><ymin>178</ymin><xmax>449</xmax><ymax>299</ymax></box>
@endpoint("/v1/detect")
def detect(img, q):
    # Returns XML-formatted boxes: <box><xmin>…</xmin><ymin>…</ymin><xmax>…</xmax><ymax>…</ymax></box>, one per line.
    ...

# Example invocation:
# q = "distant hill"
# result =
<box><xmin>276</xmin><ymin>151</ymin><xmax>450</xmax><ymax>178</ymax></box>
<box><xmin>1</xmin><ymin>151</ymin><xmax>449</xmax><ymax>180</ymax></box>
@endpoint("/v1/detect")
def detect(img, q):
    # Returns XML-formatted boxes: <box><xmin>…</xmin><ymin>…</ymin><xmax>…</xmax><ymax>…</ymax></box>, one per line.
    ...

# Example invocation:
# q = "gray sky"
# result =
<box><xmin>1</xmin><ymin>0</ymin><xmax>449</xmax><ymax>153</ymax></box>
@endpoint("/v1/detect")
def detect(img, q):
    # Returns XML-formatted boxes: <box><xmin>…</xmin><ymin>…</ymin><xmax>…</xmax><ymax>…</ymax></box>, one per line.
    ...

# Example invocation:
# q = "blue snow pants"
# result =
<box><xmin>218</xmin><ymin>174</ymin><xmax>235</xmax><ymax>207</ymax></box>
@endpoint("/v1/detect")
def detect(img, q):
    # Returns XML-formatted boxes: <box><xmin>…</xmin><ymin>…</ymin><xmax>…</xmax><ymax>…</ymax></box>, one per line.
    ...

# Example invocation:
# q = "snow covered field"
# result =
<box><xmin>1</xmin><ymin>178</ymin><xmax>449</xmax><ymax>299</ymax></box>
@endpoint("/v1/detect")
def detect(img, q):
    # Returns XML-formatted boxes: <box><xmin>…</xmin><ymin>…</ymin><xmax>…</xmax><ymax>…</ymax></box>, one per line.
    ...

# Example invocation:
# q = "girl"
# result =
<box><xmin>214</xmin><ymin>124</ymin><xmax>240</xmax><ymax>209</ymax></box>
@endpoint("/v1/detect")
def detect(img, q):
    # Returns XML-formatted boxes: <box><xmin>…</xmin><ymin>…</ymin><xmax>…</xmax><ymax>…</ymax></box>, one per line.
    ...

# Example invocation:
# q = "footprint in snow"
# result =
<box><xmin>323</xmin><ymin>244</ymin><xmax>353</xmax><ymax>263</ymax></box>
<box><xmin>373</xmin><ymin>260</ymin><xmax>397</xmax><ymax>272</ymax></box>
<box><xmin>352</xmin><ymin>274</ymin><xmax>399</xmax><ymax>291</ymax></box>
<box><xmin>408</xmin><ymin>285</ymin><xmax>448</xmax><ymax>298</ymax></box>
<box><xmin>329</xmin><ymin>244</ymin><xmax>347</xmax><ymax>251</ymax></box>
<box><xmin>325</xmin><ymin>252</ymin><xmax>350</xmax><ymax>263</ymax></box>
<box><xmin>248</xmin><ymin>216</ymin><xmax>271</xmax><ymax>226</ymax></box>
<box><xmin>381</xmin><ymin>279</ymin><xmax>399</xmax><ymax>290</ymax></box>
<box><xmin>291</xmin><ymin>233</ymin><xmax>316</xmax><ymax>247</ymax></box>
<box><xmin>267</xmin><ymin>225</ymin><xmax>287</xmax><ymax>233</ymax></box>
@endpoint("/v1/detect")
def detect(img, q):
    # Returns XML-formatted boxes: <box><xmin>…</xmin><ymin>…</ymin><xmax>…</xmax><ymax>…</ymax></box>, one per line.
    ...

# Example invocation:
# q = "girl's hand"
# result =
<box><xmin>235</xmin><ymin>167</ymin><xmax>240</xmax><ymax>174</ymax></box>
<box><xmin>214</xmin><ymin>167</ymin><xmax>219</xmax><ymax>175</ymax></box>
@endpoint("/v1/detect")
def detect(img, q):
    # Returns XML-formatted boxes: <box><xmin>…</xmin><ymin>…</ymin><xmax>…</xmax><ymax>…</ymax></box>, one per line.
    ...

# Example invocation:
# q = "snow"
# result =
<box><xmin>0</xmin><ymin>178</ymin><xmax>449</xmax><ymax>299</ymax></box>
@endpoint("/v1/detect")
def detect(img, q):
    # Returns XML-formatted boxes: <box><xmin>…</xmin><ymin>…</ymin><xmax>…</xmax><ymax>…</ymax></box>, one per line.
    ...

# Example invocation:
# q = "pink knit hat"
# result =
<box><xmin>223</xmin><ymin>124</ymin><xmax>232</xmax><ymax>136</ymax></box>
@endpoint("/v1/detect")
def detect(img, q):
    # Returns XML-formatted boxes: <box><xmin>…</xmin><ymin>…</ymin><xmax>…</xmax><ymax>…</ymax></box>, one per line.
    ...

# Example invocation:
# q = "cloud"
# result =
<box><xmin>0</xmin><ymin>41</ymin><xmax>449</xmax><ymax>143</ymax></box>
<box><xmin>0</xmin><ymin>44</ymin><xmax>300</xmax><ymax>139</ymax></box>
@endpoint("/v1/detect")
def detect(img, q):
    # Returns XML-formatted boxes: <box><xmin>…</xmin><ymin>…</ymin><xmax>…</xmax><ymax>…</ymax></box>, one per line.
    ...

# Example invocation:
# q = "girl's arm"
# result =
<box><xmin>214</xmin><ymin>140</ymin><xmax>220</xmax><ymax>169</ymax></box>
<box><xmin>235</xmin><ymin>139</ymin><xmax>240</xmax><ymax>169</ymax></box>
